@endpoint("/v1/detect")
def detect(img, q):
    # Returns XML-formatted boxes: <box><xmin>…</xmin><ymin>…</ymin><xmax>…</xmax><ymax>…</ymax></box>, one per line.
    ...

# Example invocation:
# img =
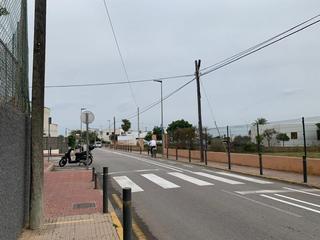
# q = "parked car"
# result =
<box><xmin>94</xmin><ymin>141</ymin><xmax>102</xmax><ymax>148</ymax></box>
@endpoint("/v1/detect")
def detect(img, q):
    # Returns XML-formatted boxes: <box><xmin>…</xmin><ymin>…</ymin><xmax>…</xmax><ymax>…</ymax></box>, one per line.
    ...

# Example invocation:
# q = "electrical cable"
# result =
<box><xmin>201</xmin><ymin>14</ymin><xmax>320</xmax><ymax>72</ymax></box>
<box><xmin>102</xmin><ymin>0</ymin><xmax>138</xmax><ymax>107</ymax></box>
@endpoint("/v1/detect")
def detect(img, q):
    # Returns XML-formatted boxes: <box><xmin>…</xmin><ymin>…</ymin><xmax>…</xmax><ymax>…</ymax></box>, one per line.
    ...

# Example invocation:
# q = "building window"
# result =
<box><xmin>291</xmin><ymin>132</ymin><xmax>298</xmax><ymax>139</ymax></box>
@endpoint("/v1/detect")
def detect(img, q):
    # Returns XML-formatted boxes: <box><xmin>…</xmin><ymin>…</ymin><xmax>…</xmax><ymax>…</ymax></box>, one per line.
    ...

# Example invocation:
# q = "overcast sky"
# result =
<box><xmin>28</xmin><ymin>0</ymin><xmax>320</xmax><ymax>134</ymax></box>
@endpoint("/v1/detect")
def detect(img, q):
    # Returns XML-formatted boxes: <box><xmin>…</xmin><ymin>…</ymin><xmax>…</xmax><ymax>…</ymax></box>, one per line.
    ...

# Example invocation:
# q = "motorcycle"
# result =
<box><xmin>59</xmin><ymin>145</ymin><xmax>95</xmax><ymax>167</ymax></box>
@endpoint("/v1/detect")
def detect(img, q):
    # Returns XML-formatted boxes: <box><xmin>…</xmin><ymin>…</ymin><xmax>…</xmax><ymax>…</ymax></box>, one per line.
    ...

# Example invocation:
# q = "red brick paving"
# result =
<box><xmin>44</xmin><ymin>169</ymin><xmax>102</xmax><ymax>218</ymax></box>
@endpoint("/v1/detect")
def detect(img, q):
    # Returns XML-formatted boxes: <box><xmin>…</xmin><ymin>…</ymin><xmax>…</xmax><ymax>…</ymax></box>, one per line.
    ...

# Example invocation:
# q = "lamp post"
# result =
<box><xmin>80</xmin><ymin>107</ymin><xmax>86</xmax><ymax>147</ymax></box>
<box><xmin>48</xmin><ymin>117</ymin><xmax>52</xmax><ymax>162</ymax></box>
<box><xmin>154</xmin><ymin>80</ymin><xmax>164</xmax><ymax>156</ymax></box>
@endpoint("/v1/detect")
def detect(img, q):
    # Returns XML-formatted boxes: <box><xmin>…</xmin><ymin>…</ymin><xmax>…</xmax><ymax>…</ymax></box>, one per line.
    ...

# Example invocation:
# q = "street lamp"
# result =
<box><xmin>154</xmin><ymin>80</ymin><xmax>164</xmax><ymax>155</ymax></box>
<box><xmin>80</xmin><ymin>107</ymin><xmax>86</xmax><ymax>147</ymax></box>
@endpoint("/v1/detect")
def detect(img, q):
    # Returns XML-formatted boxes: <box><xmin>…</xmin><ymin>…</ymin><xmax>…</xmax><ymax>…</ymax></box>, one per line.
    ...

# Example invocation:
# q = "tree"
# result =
<box><xmin>167</xmin><ymin>119</ymin><xmax>195</xmax><ymax>148</ymax></box>
<box><xmin>253</xmin><ymin>118</ymin><xmax>268</xmax><ymax>125</ymax></box>
<box><xmin>276</xmin><ymin>133</ymin><xmax>289</xmax><ymax>147</ymax></box>
<box><xmin>263</xmin><ymin>128</ymin><xmax>277</xmax><ymax>147</ymax></box>
<box><xmin>144</xmin><ymin>131</ymin><xmax>152</xmax><ymax>141</ymax></box>
<box><xmin>152</xmin><ymin>126</ymin><xmax>162</xmax><ymax>140</ymax></box>
<box><xmin>121</xmin><ymin>119</ymin><xmax>131</xmax><ymax>132</ymax></box>
<box><xmin>67</xmin><ymin>135</ymin><xmax>76</xmax><ymax>148</ymax></box>
<box><xmin>167</xmin><ymin>119</ymin><xmax>193</xmax><ymax>133</ymax></box>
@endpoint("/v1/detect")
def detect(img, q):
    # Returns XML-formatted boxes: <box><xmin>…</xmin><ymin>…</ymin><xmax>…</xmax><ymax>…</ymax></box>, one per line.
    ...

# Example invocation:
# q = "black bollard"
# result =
<box><xmin>94</xmin><ymin>172</ymin><xmax>98</xmax><ymax>189</ymax></box>
<box><xmin>103</xmin><ymin>167</ymin><xmax>108</xmax><ymax>213</ymax></box>
<box><xmin>176</xmin><ymin>148</ymin><xmax>178</xmax><ymax>160</ymax></box>
<box><xmin>123</xmin><ymin>188</ymin><xmax>132</xmax><ymax>240</ymax></box>
<box><xmin>92</xmin><ymin>167</ymin><xmax>95</xmax><ymax>181</ymax></box>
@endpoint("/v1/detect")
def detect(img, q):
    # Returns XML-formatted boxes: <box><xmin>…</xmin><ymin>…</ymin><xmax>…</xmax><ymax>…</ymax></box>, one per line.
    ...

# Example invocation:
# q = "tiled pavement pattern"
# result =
<box><xmin>19</xmin><ymin>214</ymin><xmax>119</xmax><ymax>240</ymax></box>
<box><xmin>19</xmin><ymin>160</ymin><xmax>119</xmax><ymax>240</ymax></box>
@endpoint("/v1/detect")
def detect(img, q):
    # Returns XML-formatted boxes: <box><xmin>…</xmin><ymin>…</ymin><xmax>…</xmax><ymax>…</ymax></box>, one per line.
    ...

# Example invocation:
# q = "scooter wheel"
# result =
<box><xmin>59</xmin><ymin>157</ymin><xmax>67</xmax><ymax>167</ymax></box>
<box><xmin>86</xmin><ymin>156</ymin><xmax>93</xmax><ymax>166</ymax></box>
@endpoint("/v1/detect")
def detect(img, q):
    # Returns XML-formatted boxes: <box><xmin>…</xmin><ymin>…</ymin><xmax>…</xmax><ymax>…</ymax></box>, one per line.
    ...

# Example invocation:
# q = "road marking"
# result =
<box><xmin>235</xmin><ymin>188</ymin><xmax>320</xmax><ymax>195</ymax></box>
<box><xmin>275</xmin><ymin>194</ymin><xmax>320</xmax><ymax>208</ymax></box>
<box><xmin>141</xmin><ymin>173</ymin><xmax>180</xmax><ymax>189</ymax></box>
<box><xmin>168</xmin><ymin>172</ymin><xmax>213</xmax><ymax>186</ymax></box>
<box><xmin>222</xmin><ymin>190</ymin><xmax>301</xmax><ymax>217</ymax></box>
<box><xmin>108</xmin><ymin>169</ymin><xmax>159</xmax><ymax>175</ymax></box>
<box><xmin>283</xmin><ymin>187</ymin><xmax>320</xmax><ymax>197</ymax></box>
<box><xmin>261</xmin><ymin>194</ymin><xmax>320</xmax><ymax>214</ymax></box>
<box><xmin>110</xmin><ymin>211</ymin><xmax>123</xmax><ymax>240</ymax></box>
<box><xmin>193</xmin><ymin>172</ymin><xmax>244</xmax><ymax>185</ymax></box>
<box><xmin>112</xmin><ymin>194</ymin><xmax>147</xmax><ymax>239</ymax></box>
<box><xmin>216</xmin><ymin>172</ymin><xmax>273</xmax><ymax>184</ymax></box>
<box><xmin>112</xmin><ymin>152</ymin><xmax>185</xmax><ymax>172</ymax></box>
<box><xmin>113</xmin><ymin>176</ymin><xmax>144</xmax><ymax>192</ymax></box>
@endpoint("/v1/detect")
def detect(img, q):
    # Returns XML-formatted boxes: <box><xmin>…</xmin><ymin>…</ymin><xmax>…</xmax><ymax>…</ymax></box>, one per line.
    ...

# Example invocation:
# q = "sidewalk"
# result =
<box><xmin>128</xmin><ymin>149</ymin><xmax>320</xmax><ymax>188</ymax></box>
<box><xmin>19</xmin><ymin>158</ymin><xmax>119</xmax><ymax>240</ymax></box>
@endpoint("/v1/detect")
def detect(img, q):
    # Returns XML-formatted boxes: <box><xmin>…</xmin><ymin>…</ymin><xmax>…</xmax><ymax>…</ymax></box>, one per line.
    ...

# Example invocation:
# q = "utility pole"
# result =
<box><xmin>137</xmin><ymin>107</ymin><xmax>140</xmax><ymax>138</ymax></box>
<box><xmin>195</xmin><ymin>59</ymin><xmax>204</xmax><ymax>162</ymax></box>
<box><xmin>113</xmin><ymin>116</ymin><xmax>116</xmax><ymax>147</ymax></box>
<box><xmin>30</xmin><ymin>0</ymin><xmax>47</xmax><ymax>229</ymax></box>
<box><xmin>47</xmin><ymin>117</ymin><xmax>51</xmax><ymax>162</ymax></box>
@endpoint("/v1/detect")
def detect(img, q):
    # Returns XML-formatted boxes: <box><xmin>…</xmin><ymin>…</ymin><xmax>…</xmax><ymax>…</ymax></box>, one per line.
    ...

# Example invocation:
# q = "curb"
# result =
<box><xmin>45</xmin><ymin>162</ymin><xmax>55</xmax><ymax>172</ymax></box>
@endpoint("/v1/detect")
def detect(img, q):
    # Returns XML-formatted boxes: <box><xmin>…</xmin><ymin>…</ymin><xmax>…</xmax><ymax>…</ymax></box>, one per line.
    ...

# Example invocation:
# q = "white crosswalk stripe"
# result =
<box><xmin>113</xmin><ymin>176</ymin><xmax>144</xmax><ymax>192</ymax></box>
<box><xmin>168</xmin><ymin>172</ymin><xmax>214</xmax><ymax>186</ymax></box>
<box><xmin>141</xmin><ymin>173</ymin><xmax>180</xmax><ymax>189</ymax></box>
<box><xmin>193</xmin><ymin>172</ymin><xmax>244</xmax><ymax>185</ymax></box>
<box><xmin>215</xmin><ymin>172</ymin><xmax>273</xmax><ymax>184</ymax></box>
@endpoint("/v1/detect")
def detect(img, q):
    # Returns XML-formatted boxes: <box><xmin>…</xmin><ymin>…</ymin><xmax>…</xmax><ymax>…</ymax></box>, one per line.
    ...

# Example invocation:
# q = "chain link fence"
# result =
<box><xmin>0</xmin><ymin>0</ymin><xmax>29</xmax><ymax>113</ymax></box>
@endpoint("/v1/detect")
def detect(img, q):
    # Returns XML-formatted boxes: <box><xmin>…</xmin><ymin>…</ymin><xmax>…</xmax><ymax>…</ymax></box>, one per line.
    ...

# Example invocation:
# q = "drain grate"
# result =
<box><xmin>73</xmin><ymin>202</ymin><xmax>96</xmax><ymax>209</ymax></box>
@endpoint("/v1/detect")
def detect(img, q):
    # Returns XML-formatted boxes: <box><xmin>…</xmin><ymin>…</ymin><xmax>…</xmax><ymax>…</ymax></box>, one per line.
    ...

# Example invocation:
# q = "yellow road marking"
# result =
<box><xmin>112</xmin><ymin>194</ymin><xmax>147</xmax><ymax>240</ymax></box>
<box><xmin>111</xmin><ymin>211</ymin><xmax>123</xmax><ymax>240</ymax></box>
<box><xmin>44</xmin><ymin>219</ymin><xmax>93</xmax><ymax>225</ymax></box>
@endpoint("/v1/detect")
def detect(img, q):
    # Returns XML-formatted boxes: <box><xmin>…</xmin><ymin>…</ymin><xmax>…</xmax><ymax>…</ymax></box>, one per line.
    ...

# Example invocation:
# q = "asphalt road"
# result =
<box><xmin>92</xmin><ymin>148</ymin><xmax>320</xmax><ymax>240</ymax></box>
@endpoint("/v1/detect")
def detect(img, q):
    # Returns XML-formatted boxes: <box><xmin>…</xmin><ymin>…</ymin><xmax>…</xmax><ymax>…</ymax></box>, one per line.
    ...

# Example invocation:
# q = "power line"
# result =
<box><xmin>41</xmin><ymin>73</ymin><xmax>194</xmax><ymax>88</ymax></box>
<box><xmin>201</xmin><ymin>18</ymin><xmax>320</xmax><ymax>76</ymax></box>
<box><xmin>102</xmin><ymin>0</ymin><xmax>138</xmax><ymax>107</ymax></box>
<box><xmin>118</xmin><ymin>15</ymin><xmax>320</xmax><ymax>121</ymax></box>
<box><xmin>201</xmin><ymin>13</ymin><xmax>320</xmax><ymax>72</ymax></box>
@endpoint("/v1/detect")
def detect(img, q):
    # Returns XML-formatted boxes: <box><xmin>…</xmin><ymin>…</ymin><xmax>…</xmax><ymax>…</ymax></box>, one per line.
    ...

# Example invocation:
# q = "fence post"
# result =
<box><xmin>256</xmin><ymin>123</ymin><xmax>263</xmax><ymax>175</ymax></box>
<box><xmin>302</xmin><ymin>117</ymin><xmax>308</xmax><ymax>183</ymax></box>
<box><xmin>123</xmin><ymin>188</ymin><xmax>132</xmax><ymax>240</ymax></box>
<box><xmin>103</xmin><ymin>167</ymin><xmax>108</xmax><ymax>213</ymax></box>
<box><xmin>227</xmin><ymin>126</ymin><xmax>231</xmax><ymax>170</ymax></box>
<box><xmin>205</xmin><ymin>128</ymin><xmax>208</xmax><ymax>165</ymax></box>
<box><xmin>176</xmin><ymin>147</ymin><xmax>178</xmax><ymax>160</ymax></box>
<box><xmin>166</xmin><ymin>144</ymin><xmax>169</xmax><ymax>159</ymax></box>
<box><xmin>94</xmin><ymin>173</ymin><xmax>98</xmax><ymax>189</ymax></box>
<box><xmin>92</xmin><ymin>167</ymin><xmax>95</xmax><ymax>181</ymax></box>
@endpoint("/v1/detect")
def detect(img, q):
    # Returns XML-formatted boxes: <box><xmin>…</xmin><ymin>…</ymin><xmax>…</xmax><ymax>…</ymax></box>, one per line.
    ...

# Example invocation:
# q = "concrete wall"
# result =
<box><xmin>0</xmin><ymin>105</ymin><xmax>30</xmax><ymax>240</ymax></box>
<box><xmin>165</xmin><ymin>148</ymin><xmax>320</xmax><ymax>175</ymax></box>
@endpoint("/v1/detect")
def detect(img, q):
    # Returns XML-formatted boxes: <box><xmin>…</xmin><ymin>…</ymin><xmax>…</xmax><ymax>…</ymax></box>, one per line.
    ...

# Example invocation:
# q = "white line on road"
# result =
<box><xmin>215</xmin><ymin>172</ymin><xmax>273</xmax><ymax>184</ymax></box>
<box><xmin>235</xmin><ymin>189</ymin><xmax>320</xmax><ymax>195</ymax></box>
<box><xmin>108</xmin><ymin>169</ymin><xmax>159</xmax><ymax>175</ymax></box>
<box><xmin>283</xmin><ymin>187</ymin><xmax>320</xmax><ymax>197</ymax></box>
<box><xmin>222</xmin><ymin>190</ymin><xmax>302</xmax><ymax>217</ymax></box>
<box><xmin>112</xmin><ymin>152</ymin><xmax>185</xmax><ymax>172</ymax></box>
<box><xmin>113</xmin><ymin>176</ymin><xmax>144</xmax><ymax>192</ymax></box>
<box><xmin>261</xmin><ymin>194</ymin><xmax>320</xmax><ymax>214</ymax></box>
<box><xmin>141</xmin><ymin>174</ymin><xmax>180</xmax><ymax>189</ymax></box>
<box><xmin>274</xmin><ymin>194</ymin><xmax>320</xmax><ymax>208</ymax></box>
<box><xmin>168</xmin><ymin>172</ymin><xmax>214</xmax><ymax>186</ymax></box>
<box><xmin>193</xmin><ymin>172</ymin><xmax>244</xmax><ymax>185</ymax></box>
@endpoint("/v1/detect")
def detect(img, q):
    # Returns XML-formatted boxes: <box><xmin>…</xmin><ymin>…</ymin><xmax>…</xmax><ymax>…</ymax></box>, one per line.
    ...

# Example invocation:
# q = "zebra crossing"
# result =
<box><xmin>112</xmin><ymin>170</ymin><xmax>273</xmax><ymax>193</ymax></box>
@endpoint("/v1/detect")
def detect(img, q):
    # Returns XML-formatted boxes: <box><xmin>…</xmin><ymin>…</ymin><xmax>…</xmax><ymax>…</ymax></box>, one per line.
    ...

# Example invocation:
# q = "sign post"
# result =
<box><xmin>81</xmin><ymin>111</ymin><xmax>95</xmax><ymax>169</ymax></box>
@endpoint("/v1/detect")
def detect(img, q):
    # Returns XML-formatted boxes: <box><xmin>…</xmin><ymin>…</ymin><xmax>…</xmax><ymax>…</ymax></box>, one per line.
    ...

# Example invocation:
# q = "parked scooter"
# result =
<box><xmin>59</xmin><ymin>145</ymin><xmax>95</xmax><ymax>167</ymax></box>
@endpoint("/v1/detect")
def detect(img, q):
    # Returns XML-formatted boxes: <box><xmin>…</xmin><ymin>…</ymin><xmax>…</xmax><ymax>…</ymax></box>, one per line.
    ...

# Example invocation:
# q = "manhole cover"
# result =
<box><xmin>73</xmin><ymin>202</ymin><xmax>96</xmax><ymax>209</ymax></box>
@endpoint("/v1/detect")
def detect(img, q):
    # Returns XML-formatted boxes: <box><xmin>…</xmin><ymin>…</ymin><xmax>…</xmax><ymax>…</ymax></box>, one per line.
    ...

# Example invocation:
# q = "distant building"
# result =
<box><xmin>250</xmin><ymin>117</ymin><xmax>320</xmax><ymax>147</ymax></box>
<box><xmin>43</xmin><ymin>107</ymin><xmax>59</xmax><ymax>137</ymax></box>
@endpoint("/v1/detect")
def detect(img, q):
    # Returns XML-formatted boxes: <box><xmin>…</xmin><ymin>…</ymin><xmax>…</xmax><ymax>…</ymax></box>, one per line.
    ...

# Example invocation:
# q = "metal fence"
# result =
<box><xmin>0</xmin><ymin>0</ymin><xmax>29</xmax><ymax>113</ymax></box>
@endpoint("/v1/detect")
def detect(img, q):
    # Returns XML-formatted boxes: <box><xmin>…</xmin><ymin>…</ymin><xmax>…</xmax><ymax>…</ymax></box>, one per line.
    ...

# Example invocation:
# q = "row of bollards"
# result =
<box><xmin>92</xmin><ymin>167</ymin><xmax>132</xmax><ymax>240</ymax></box>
